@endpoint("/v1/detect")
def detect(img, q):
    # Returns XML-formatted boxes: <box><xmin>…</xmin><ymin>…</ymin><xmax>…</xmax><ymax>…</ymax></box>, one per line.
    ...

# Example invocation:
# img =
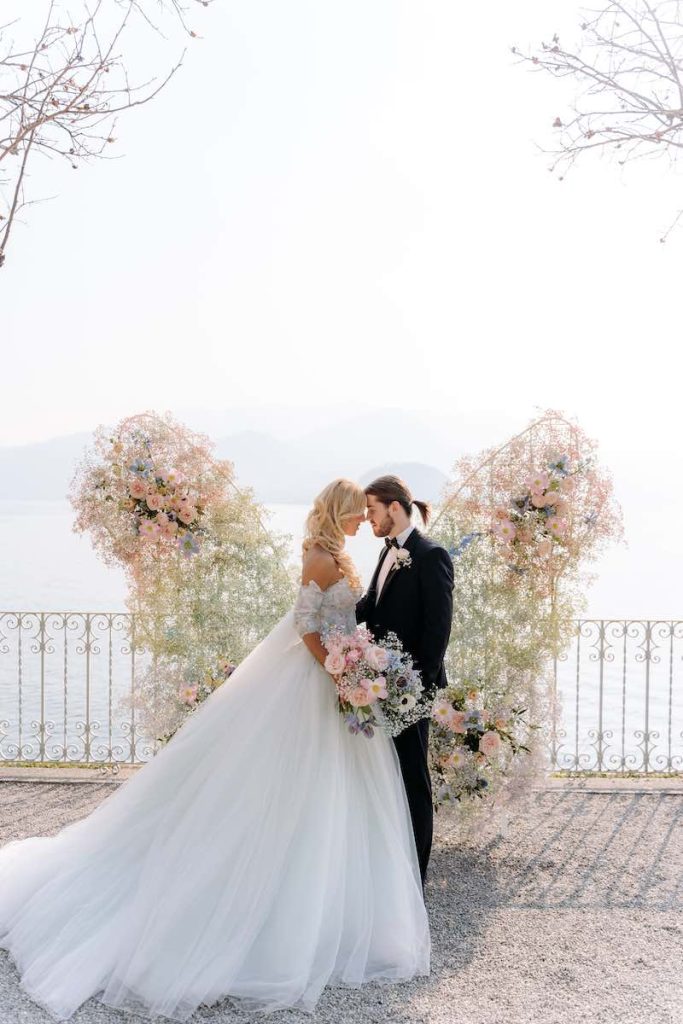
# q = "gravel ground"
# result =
<box><xmin>0</xmin><ymin>780</ymin><xmax>681</xmax><ymax>1024</ymax></box>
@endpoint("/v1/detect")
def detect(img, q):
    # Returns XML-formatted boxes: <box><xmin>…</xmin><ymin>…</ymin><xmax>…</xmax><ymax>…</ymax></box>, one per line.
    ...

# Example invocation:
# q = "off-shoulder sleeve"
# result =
<box><xmin>293</xmin><ymin>580</ymin><xmax>325</xmax><ymax>638</ymax></box>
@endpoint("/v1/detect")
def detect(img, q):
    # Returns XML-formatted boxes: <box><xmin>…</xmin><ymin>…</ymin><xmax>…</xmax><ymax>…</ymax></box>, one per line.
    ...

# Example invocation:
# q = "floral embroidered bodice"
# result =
<box><xmin>293</xmin><ymin>577</ymin><xmax>362</xmax><ymax>638</ymax></box>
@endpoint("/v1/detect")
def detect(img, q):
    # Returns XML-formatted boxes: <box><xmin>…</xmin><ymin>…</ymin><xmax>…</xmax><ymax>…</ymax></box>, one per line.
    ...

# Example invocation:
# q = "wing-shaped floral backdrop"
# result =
<box><xmin>428</xmin><ymin>408</ymin><xmax>625</xmax><ymax>820</ymax></box>
<box><xmin>69</xmin><ymin>411</ymin><xmax>296</xmax><ymax>749</ymax></box>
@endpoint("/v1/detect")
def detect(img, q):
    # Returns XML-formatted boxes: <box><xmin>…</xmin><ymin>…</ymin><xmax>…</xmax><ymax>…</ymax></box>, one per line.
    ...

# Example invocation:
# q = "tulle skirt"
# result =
<box><xmin>0</xmin><ymin>610</ymin><xmax>430</xmax><ymax>1021</ymax></box>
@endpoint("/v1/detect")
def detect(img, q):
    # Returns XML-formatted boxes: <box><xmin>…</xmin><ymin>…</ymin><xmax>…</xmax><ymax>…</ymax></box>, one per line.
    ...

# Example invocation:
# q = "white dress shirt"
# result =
<box><xmin>376</xmin><ymin>524</ymin><xmax>415</xmax><ymax>598</ymax></box>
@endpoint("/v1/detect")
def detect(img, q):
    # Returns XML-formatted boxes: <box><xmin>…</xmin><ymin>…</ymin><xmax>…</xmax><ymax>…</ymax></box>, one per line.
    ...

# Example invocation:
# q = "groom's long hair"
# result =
<box><xmin>364</xmin><ymin>475</ymin><xmax>431</xmax><ymax>527</ymax></box>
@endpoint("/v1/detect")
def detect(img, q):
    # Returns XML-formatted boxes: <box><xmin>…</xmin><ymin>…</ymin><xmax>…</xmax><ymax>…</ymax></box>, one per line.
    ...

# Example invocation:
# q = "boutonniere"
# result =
<box><xmin>393</xmin><ymin>548</ymin><xmax>412</xmax><ymax>570</ymax></box>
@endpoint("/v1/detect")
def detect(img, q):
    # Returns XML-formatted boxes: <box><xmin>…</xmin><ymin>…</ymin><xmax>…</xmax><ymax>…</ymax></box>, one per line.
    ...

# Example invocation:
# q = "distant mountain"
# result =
<box><xmin>291</xmin><ymin>408</ymin><xmax>459</xmax><ymax>476</ymax></box>
<box><xmin>0</xmin><ymin>427</ymin><xmax>450</xmax><ymax>505</ymax></box>
<box><xmin>216</xmin><ymin>431</ymin><xmax>331</xmax><ymax>502</ymax></box>
<box><xmin>0</xmin><ymin>433</ymin><xmax>89</xmax><ymax>499</ymax></box>
<box><xmin>216</xmin><ymin>434</ymin><xmax>448</xmax><ymax>503</ymax></box>
<box><xmin>360</xmin><ymin>463</ymin><xmax>448</xmax><ymax>505</ymax></box>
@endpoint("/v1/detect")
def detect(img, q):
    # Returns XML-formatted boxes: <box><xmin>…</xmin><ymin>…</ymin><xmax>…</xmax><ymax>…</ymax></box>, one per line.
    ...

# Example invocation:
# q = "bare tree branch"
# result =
<box><xmin>513</xmin><ymin>1</ymin><xmax>683</xmax><ymax>239</ymax></box>
<box><xmin>0</xmin><ymin>0</ymin><xmax>213</xmax><ymax>267</ymax></box>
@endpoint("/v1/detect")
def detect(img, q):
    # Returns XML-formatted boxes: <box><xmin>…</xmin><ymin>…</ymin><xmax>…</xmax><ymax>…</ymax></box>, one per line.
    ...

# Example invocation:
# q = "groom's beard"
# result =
<box><xmin>373</xmin><ymin>513</ymin><xmax>394</xmax><ymax>538</ymax></box>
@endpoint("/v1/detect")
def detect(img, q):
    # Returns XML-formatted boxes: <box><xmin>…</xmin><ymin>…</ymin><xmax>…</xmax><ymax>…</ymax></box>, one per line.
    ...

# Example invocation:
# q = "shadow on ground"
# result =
<box><xmin>0</xmin><ymin>784</ymin><xmax>681</xmax><ymax>1024</ymax></box>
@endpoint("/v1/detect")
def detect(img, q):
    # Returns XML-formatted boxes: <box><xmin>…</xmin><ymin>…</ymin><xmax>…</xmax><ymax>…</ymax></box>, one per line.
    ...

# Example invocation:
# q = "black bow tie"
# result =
<box><xmin>385</xmin><ymin>537</ymin><xmax>400</xmax><ymax>549</ymax></box>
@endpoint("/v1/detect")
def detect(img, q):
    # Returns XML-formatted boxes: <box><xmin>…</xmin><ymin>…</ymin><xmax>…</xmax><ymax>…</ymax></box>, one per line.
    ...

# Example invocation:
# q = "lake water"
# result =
<box><xmin>0</xmin><ymin>498</ymin><xmax>678</xmax><ymax>616</ymax></box>
<box><xmin>0</xmin><ymin>500</ymin><xmax>680</xmax><ymax>770</ymax></box>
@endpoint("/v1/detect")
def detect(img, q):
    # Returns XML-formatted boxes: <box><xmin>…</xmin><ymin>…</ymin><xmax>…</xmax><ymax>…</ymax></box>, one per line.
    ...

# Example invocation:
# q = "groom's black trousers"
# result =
<box><xmin>393</xmin><ymin>717</ymin><xmax>432</xmax><ymax>887</ymax></box>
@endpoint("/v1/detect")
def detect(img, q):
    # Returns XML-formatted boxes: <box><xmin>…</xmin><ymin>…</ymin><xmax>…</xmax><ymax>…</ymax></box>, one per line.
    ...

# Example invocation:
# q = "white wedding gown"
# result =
<box><xmin>0</xmin><ymin>578</ymin><xmax>430</xmax><ymax>1021</ymax></box>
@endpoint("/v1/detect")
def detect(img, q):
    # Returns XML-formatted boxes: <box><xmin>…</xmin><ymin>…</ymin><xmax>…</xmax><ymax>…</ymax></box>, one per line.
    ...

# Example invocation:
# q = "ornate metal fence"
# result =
<box><xmin>550</xmin><ymin>619</ymin><xmax>683</xmax><ymax>774</ymax></box>
<box><xmin>1</xmin><ymin>612</ymin><xmax>682</xmax><ymax>773</ymax></box>
<box><xmin>0</xmin><ymin>612</ymin><xmax>155</xmax><ymax>767</ymax></box>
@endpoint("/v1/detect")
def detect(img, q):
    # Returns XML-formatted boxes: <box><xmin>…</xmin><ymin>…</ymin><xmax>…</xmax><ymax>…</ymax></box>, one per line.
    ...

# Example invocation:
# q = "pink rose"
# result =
<box><xmin>365</xmin><ymin>645</ymin><xmax>389</xmax><ymax>672</ymax></box>
<box><xmin>348</xmin><ymin>687</ymin><xmax>370</xmax><ymax>708</ymax></box>
<box><xmin>560</xmin><ymin>476</ymin><xmax>575</xmax><ymax>494</ymax></box>
<box><xmin>145</xmin><ymin>491</ymin><xmax>163</xmax><ymax>511</ymax></box>
<box><xmin>448</xmin><ymin>710</ymin><xmax>467</xmax><ymax>734</ymax></box>
<box><xmin>177</xmin><ymin>505</ymin><xmax>197</xmax><ymax>525</ymax></box>
<box><xmin>479</xmin><ymin>730</ymin><xmax>502</xmax><ymax>757</ymax></box>
<box><xmin>324</xmin><ymin>651</ymin><xmax>346</xmax><ymax>676</ymax></box>
<box><xmin>345</xmin><ymin>649</ymin><xmax>361</xmax><ymax>664</ymax></box>
<box><xmin>129</xmin><ymin>478</ymin><xmax>147</xmax><ymax>499</ymax></box>
<box><xmin>531</xmin><ymin>491</ymin><xmax>548</xmax><ymax>508</ymax></box>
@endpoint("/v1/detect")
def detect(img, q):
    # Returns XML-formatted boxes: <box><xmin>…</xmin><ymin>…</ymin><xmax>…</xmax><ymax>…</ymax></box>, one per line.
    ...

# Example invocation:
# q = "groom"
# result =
<box><xmin>356</xmin><ymin>474</ymin><xmax>454</xmax><ymax>888</ymax></box>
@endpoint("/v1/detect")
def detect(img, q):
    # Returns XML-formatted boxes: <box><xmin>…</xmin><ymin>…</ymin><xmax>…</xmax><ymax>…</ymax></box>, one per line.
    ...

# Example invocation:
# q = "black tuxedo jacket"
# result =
<box><xmin>355</xmin><ymin>528</ymin><xmax>454</xmax><ymax>698</ymax></box>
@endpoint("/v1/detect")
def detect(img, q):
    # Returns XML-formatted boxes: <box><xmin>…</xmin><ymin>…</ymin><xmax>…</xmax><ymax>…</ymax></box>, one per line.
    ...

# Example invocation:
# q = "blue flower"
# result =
<box><xmin>178</xmin><ymin>533</ymin><xmax>200</xmax><ymax>557</ymax></box>
<box><xmin>129</xmin><ymin>458</ymin><xmax>153</xmax><ymax>477</ymax></box>
<box><xmin>449</xmin><ymin>531</ymin><xmax>484</xmax><ymax>558</ymax></box>
<box><xmin>547</xmin><ymin>454</ymin><xmax>570</xmax><ymax>477</ymax></box>
<box><xmin>385</xmin><ymin>650</ymin><xmax>403</xmax><ymax>671</ymax></box>
<box><xmin>464</xmin><ymin>710</ymin><xmax>485</xmax><ymax>732</ymax></box>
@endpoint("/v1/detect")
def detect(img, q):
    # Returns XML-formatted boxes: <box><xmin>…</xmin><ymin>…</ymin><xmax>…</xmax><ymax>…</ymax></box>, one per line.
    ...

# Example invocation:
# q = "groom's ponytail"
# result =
<box><xmin>411</xmin><ymin>499</ymin><xmax>431</xmax><ymax>527</ymax></box>
<box><xmin>364</xmin><ymin>475</ymin><xmax>431</xmax><ymax>527</ymax></box>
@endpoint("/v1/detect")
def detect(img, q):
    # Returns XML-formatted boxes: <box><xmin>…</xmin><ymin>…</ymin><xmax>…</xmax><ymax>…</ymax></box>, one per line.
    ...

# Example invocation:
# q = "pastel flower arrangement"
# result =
<box><xmin>429</xmin><ymin>680</ymin><xmax>535</xmax><ymax>803</ymax></box>
<box><xmin>321</xmin><ymin>626</ymin><xmax>427</xmax><ymax>738</ymax></box>
<box><xmin>70</xmin><ymin>412</ymin><xmax>296</xmax><ymax>752</ymax></box>
<box><xmin>489</xmin><ymin>452</ymin><xmax>590</xmax><ymax>581</ymax></box>
<box><xmin>166</xmin><ymin>657</ymin><xmax>236</xmax><ymax>745</ymax></box>
<box><xmin>129</xmin><ymin>655</ymin><xmax>238</xmax><ymax>750</ymax></box>
<box><xmin>430</xmin><ymin>409</ymin><xmax>624</xmax><ymax>820</ymax></box>
<box><xmin>69</xmin><ymin>413</ymin><xmax>228</xmax><ymax>573</ymax></box>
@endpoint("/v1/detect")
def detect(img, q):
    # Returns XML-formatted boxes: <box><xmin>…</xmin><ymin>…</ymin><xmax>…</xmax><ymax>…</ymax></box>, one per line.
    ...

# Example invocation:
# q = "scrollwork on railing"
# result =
<box><xmin>0</xmin><ymin>610</ymin><xmax>157</xmax><ymax>767</ymax></box>
<box><xmin>0</xmin><ymin>612</ymin><xmax>681</xmax><ymax>772</ymax></box>
<box><xmin>551</xmin><ymin>619</ymin><xmax>683</xmax><ymax>775</ymax></box>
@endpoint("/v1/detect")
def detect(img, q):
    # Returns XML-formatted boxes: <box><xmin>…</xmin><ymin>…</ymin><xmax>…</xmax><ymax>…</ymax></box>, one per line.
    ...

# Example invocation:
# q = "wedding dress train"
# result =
<box><xmin>0</xmin><ymin>578</ymin><xmax>430</xmax><ymax>1021</ymax></box>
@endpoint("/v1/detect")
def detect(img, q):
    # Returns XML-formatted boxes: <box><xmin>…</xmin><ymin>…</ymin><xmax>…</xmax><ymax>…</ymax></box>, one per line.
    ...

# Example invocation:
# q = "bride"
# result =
<box><xmin>0</xmin><ymin>478</ymin><xmax>430</xmax><ymax>1022</ymax></box>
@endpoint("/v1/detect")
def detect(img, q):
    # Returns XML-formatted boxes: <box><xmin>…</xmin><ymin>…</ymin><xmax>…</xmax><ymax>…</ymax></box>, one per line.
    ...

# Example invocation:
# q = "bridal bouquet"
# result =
<box><xmin>321</xmin><ymin>626</ymin><xmax>427</xmax><ymax>738</ymax></box>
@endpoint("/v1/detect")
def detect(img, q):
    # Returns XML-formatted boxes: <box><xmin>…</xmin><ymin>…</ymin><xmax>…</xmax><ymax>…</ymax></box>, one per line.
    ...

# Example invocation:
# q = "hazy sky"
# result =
<box><xmin>3</xmin><ymin>0</ymin><xmax>681</xmax><ymax>457</ymax></box>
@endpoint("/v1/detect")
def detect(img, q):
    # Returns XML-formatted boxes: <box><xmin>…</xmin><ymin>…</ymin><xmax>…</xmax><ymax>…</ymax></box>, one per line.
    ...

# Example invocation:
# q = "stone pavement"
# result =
<box><xmin>0</xmin><ymin>775</ymin><xmax>681</xmax><ymax>1024</ymax></box>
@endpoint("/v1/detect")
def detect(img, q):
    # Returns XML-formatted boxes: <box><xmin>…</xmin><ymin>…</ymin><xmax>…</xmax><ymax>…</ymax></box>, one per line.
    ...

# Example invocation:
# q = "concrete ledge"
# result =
<box><xmin>1</xmin><ymin>765</ymin><xmax>682</xmax><ymax>792</ymax></box>
<box><xmin>541</xmin><ymin>774</ymin><xmax>683</xmax><ymax>794</ymax></box>
<box><xmin>0</xmin><ymin>765</ymin><xmax>140</xmax><ymax>783</ymax></box>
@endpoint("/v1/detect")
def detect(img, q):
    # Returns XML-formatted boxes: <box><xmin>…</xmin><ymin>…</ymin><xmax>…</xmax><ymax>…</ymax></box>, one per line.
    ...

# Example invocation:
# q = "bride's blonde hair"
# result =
<box><xmin>302</xmin><ymin>478</ymin><xmax>366</xmax><ymax>590</ymax></box>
